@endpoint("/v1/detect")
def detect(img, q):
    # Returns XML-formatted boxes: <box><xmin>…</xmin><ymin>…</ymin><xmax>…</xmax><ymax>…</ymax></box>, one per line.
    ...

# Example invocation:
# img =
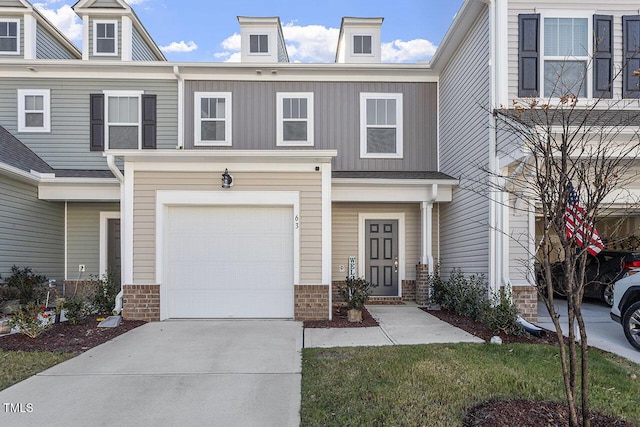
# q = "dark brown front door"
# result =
<box><xmin>365</xmin><ymin>219</ymin><xmax>399</xmax><ymax>296</ymax></box>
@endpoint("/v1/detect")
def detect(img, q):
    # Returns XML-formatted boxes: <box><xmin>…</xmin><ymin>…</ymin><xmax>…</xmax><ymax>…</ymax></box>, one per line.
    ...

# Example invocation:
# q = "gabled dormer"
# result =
<box><xmin>237</xmin><ymin>16</ymin><xmax>289</xmax><ymax>63</ymax></box>
<box><xmin>73</xmin><ymin>0</ymin><xmax>165</xmax><ymax>61</ymax></box>
<box><xmin>335</xmin><ymin>17</ymin><xmax>383</xmax><ymax>64</ymax></box>
<box><xmin>0</xmin><ymin>0</ymin><xmax>80</xmax><ymax>59</ymax></box>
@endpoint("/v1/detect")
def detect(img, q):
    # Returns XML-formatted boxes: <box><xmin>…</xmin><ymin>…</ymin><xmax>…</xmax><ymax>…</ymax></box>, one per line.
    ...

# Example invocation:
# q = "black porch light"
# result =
<box><xmin>221</xmin><ymin>168</ymin><xmax>233</xmax><ymax>188</ymax></box>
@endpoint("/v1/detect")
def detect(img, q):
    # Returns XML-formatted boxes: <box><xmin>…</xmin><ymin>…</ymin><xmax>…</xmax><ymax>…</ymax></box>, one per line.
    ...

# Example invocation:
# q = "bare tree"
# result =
<box><xmin>493</xmin><ymin>86</ymin><xmax>640</xmax><ymax>426</ymax></box>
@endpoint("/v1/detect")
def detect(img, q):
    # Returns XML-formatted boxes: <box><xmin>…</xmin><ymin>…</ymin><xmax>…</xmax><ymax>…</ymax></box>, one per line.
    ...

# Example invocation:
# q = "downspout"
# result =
<box><xmin>107</xmin><ymin>154</ymin><xmax>125</xmax><ymax>314</ymax></box>
<box><xmin>173</xmin><ymin>65</ymin><xmax>184</xmax><ymax>149</ymax></box>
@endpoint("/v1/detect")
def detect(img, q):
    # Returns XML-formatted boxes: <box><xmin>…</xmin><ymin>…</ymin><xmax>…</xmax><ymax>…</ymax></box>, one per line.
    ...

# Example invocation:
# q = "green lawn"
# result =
<box><xmin>0</xmin><ymin>350</ymin><xmax>74</xmax><ymax>391</ymax></box>
<box><xmin>301</xmin><ymin>343</ymin><xmax>640</xmax><ymax>427</ymax></box>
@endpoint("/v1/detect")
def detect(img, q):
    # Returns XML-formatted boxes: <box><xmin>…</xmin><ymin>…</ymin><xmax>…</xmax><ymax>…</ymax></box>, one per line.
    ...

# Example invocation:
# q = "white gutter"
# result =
<box><xmin>106</xmin><ymin>154</ymin><xmax>125</xmax><ymax>314</ymax></box>
<box><xmin>173</xmin><ymin>65</ymin><xmax>184</xmax><ymax>149</ymax></box>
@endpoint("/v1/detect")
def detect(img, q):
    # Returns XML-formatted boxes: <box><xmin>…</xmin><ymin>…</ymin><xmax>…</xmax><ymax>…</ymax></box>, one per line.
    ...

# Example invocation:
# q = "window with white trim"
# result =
<box><xmin>94</xmin><ymin>20</ymin><xmax>118</xmax><ymax>56</ymax></box>
<box><xmin>353</xmin><ymin>35</ymin><xmax>372</xmax><ymax>55</ymax></box>
<box><xmin>360</xmin><ymin>93</ymin><xmax>403</xmax><ymax>158</ymax></box>
<box><xmin>276</xmin><ymin>92</ymin><xmax>314</xmax><ymax>146</ymax></box>
<box><xmin>105</xmin><ymin>91</ymin><xmax>141</xmax><ymax>149</ymax></box>
<box><xmin>249</xmin><ymin>34</ymin><xmax>268</xmax><ymax>54</ymax></box>
<box><xmin>0</xmin><ymin>19</ymin><xmax>19</xmax><ymax>54</ymax></box>
<box><xmin>542</xmin><ymin>15</ymin><xmax>591</xmax><ymax>98</ymax></box>
<box><xmin>18</xmin><ymin>89</ymin><xmax>50</xmax><ymax>133</ymax></box>
<box><xmin>194</xmin><ymin>92</ymin><xmax>232</xmax><ymax>146</ymax></box>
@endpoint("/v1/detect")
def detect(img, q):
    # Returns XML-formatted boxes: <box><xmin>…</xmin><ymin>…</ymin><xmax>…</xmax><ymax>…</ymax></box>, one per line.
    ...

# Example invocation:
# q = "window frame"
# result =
<box><xmin>353</xmin><ymin>34</ymin><xmax>373</xmax><ymax>55</ymax></box>
<box><xmin>194</xmin><ymin>92</ymin><xmax>233</xmax><ymax>147</ymax></box>
<box><xmin>17</xmin><ymin>89</ymin><xmax>50</xmax><ymax>133</ymax></box>
<box><xmin>93</xmin><ymin>19</ymin><xmax>118</xmax><ymax>56</ymax></box>
<box><xmin>359</xmin><ymin>93</ymin><xmax>403</xmax><ymax>159</ymax></box>
<box><xmin>276</xmin><ymin>92</ymin><xmax>314</xmax><ymax>147</ymax></box>
<box><xmin>0</xmin><ymin>19</ymin><xmax>20</xmax><ymax>55</ymax></box>
<box><xmin>104</xmin><ymin>90</ymin><xmax>143</xmax><ymax>150</ymax></box>
<box><xmin>248</xmin><ymin>33</ymin><xmax>269</xmax><ymax>55</ymax></box>
<box><xmin>540</xmin><ymin>11</ymin><xmax>593</xmax><ymax>99</ymax></box>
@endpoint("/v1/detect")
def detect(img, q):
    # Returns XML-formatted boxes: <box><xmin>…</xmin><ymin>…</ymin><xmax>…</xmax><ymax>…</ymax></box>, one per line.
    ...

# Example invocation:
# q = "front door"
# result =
<box><xmin>365</xmin><ymin>219</ymin><xmax>399</xmax><ymax>296</ymax></box>
<box><xmin>107</xmin><ymin>219</ymin><xmax>121</xmax><ymax>285</ymax></box>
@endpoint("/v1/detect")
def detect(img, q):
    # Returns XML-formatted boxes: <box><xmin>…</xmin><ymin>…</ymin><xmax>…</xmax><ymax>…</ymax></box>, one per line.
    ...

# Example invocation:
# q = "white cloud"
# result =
<box><xmin>127</xmin><ymin>0</ymin><xmax>148</xmax><ymax>4</ymax></box>
<box><xmin>220</xmin><ymin>33</ymin><xmax>241</xmax><ymax>51</ymax></box>
<box><xmin>282</xmin><ymin>23</ymin><xmax>339</xmax><ymax>63</ymax></box>
<box><xmin>160</xmin><ymin>40</ymin><xmax>198</xmax><ymax>53</ymax></box>
<box><xmin>34</xmin><ymin>3</ymin><xmax>82</xmax><ymax>42</ymax></box>
<box><xmin>381</xmin><ymin>39</ymin><xmax>436</xmax><ymax>63</ymax></box>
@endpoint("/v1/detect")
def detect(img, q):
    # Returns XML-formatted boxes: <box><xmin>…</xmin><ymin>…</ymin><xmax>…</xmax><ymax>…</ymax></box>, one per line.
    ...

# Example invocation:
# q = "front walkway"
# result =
<box><xmin>303</xmin><ymin>304</ymin><xmax>483</xmax><ymax>348</ymax></box>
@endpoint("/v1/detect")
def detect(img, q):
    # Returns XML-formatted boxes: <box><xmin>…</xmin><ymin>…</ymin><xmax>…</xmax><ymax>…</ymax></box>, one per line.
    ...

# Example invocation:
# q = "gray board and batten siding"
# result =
<box><xmin>438</xmin><ymin>7</ymin><xmax>492</xmax><ymax>277</ymax></box>
<box><xmin>0</xmin><ymin>175</ymin><xmax>64</xmax><ymax>283</ymax></box>
<box><xmin>0</xmin><ymin>78</ymin><xmax>178</xmax><ymax>170</ymax></box>
<box><xmin>185</xmin><ymin>80</ymin><xmax>438</xmax><ymax>172</ymax></box>
<box><xmin>36</xmin><ymin>24</ymin><xmax>77</xmax><ymax>59</ymax></box>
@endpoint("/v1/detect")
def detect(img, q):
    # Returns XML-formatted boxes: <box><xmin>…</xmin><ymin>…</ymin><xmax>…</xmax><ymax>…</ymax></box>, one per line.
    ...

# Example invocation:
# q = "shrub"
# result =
<box><xmin>484</xmin><ymin>287</ymin><xmax>525</xmax><ymax>336</ymax></box>
<box><xmin>0</xmin><ymin>283</ymin><xmax>20</xmax><ymax>304</ymax></box>
<box><xmin>62</xmin><ymin>297</ymin><xmax>90</xmax><ymax>325</ymax></box>
<box><xmin>3</xmin><ymin>266</ymin><xmax>47</xmax><ymax>305</ymax></box>
<box><xmin>89</xmin><ymin>273</ymin><xmax>119</xmax><ymax>314</ymax></box>
<box><xmin>7</xmin><ymin>302</ymin><xmax>52</xmax><ymax>338</ymax></box>
<box><xmin>431</xmin><ymin>267</ymin><xmax>523</xmax><ymax>336</ymax></box>
<box><xmin>338</xmin><ymin>277</ymin><xmax>374</xmax><ymax>310</ymax></box>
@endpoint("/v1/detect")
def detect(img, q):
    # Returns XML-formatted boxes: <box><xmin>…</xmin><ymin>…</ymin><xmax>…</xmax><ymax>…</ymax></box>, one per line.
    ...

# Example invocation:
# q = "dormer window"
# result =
<box><xmin>249</xmin><ymin>34</ymin><xmax>268</xmax><ymax>53</ymax></box>
<box><xmin>0</xmin><ymin>19</ymin><xmax>19</xmax><ymax>54</ymax></box>
<box><xmin>353</xmin><ymin>35</ymin><xmax>372</xmax><ymax>55</ymax></box>
<box><xmin>94</xmin><ymin>20</ymin><xmax>118</xmax><ymax>56</ymax></box>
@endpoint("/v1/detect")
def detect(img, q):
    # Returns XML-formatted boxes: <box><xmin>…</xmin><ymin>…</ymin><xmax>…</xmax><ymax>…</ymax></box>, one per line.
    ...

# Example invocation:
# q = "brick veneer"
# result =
<box><xmin>402</xmin><ymin>280</ymin><xmax>416</xmax><ymax>302</ymax></box>
<box><xmin>331</xmin><ymin>280</ymin><xmax>417</xmax><ymax>304</ymax></box>
<box><xmin>415</xmin><ymin>263</ymin><xmax>430</xmax><ymax>305</ymax></box>
<box><xmin>512</xmin><ymin>285</ymin><xmax>538</xmax><ymax>322</ymax></box>
<box><xmin>294</xmin><ymin>284</ymin><xmax>329</xmax><ymax>320</ymax></box>
<box><xmin>122</xmin><ymin>284</ymin><xmax>160</xmax><ymax>321</ymax></box>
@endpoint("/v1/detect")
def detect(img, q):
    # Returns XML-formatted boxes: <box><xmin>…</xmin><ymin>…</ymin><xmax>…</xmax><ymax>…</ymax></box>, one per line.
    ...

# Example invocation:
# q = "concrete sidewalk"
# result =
<box><xmin>0</xmin><ymin>320</ymin><xmax>302</xmax><ymax>427</ymax></box>
<box><xmin>303</xmin><ymin>304</ymin><xmax>484</xmax><ymax>348</ymax></box>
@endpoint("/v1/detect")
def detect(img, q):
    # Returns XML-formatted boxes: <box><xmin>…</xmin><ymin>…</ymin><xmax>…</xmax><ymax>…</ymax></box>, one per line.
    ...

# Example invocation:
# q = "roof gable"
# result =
<box><xmin>73</xmin><ymin>0</ymin><xmax>129</xmax><ymax>10</ymax></box>
<box><xmin>0</xmin><ymin>125</ymin><xmax>52</xmax><ymax>174</ymax></box>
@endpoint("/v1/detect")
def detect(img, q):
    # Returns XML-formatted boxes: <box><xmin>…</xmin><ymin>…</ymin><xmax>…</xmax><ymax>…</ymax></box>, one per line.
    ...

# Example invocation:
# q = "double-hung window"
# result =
<box><xmin>18</xmin><ymin>89</ymin><xmax>50</xmax><ymax>133</ymax></box>
<box><xmin>105</xmin><ymin>91</ymin><xmax>141</xmax><ymax>149</ymax></box>
<box><xmin>353</xmin><ymin>35</ymin><xmax>372</xmax><ymax>55</ymax></box>
<box><xmin>94</xmin><ymin>20</ymin><xmax>117</xmax><ymax>56</ymax></box>
<box><xmin>277</xmin><ymin>93</ymin><xmax>314</xmax><ymax>146</ymax></box>
<box><xmin>249</xmin><ymin>34</ymin><xmax>269</xmax><ymax>54</ymax></box>
<box><xmin>542</xmin><ymin>15</ymin><xmax>591</xmax><ymax>98</ymax></box>
<box><xmin>360</xmin><ymin>93</ymin><xmax>403</xmax><ymax>158</ymax></box>
<box><xmin>195</xmin><ymin>92</ymin><xmax>232</xmax><ymax>146</ymax></box>
<box><xmin>0</xmin><ymin>19</ymin><xmax>19</xmax><ymax>54</ymax></box>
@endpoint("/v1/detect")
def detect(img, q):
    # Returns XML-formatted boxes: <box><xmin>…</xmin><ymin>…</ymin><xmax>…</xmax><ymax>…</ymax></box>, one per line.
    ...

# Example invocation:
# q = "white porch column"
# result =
<box><xmin>420</xmin><ymin>201</ymin><xmax>434</xmax><ymax>274</ymax></box>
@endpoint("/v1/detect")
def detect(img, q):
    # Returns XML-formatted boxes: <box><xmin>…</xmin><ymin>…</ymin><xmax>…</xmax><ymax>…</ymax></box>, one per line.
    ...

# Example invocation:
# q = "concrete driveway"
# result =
<box><xmin>537</xmin><ymin>299</ymin><xmax>640</xmax><ymax>365</ymax></box>
<box><xmin>0</xmin><ymin>320</ymin><xmax>302</xmax><ymax>427</ymax></box>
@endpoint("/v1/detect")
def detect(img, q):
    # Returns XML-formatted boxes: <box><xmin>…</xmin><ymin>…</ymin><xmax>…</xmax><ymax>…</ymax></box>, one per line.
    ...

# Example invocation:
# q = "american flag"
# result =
<box><xmin>565</xmin><ymin>183</ymin><xmax>604</xmax><ymax>256</ymax></box>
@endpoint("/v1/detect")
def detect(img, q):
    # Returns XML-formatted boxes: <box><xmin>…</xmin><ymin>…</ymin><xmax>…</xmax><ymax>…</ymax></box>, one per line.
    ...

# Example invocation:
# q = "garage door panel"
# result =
<box><xmin>166</xmin><ymin>205</ymin><xmax>294</xmax><ymax>318</ymax></box>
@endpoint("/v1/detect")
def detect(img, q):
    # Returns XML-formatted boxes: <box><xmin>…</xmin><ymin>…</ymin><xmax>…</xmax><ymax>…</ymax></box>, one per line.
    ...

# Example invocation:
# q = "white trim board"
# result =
<box><xmin>99</xmin><ymin>211</ymin><xmax>121</xmax><ymax>278</ymax></box>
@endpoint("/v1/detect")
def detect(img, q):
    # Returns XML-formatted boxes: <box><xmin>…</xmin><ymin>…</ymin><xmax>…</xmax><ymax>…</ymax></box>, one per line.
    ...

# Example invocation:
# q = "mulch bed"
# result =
<box><xmin>303</xmin><ymin>305</ymin><xmax>379</xmax><ymax>328</ymax></box>
<box><xmin>0</xmin><ymin>314</ymin><xmax>146</xmax><ymax>354</ymax></box>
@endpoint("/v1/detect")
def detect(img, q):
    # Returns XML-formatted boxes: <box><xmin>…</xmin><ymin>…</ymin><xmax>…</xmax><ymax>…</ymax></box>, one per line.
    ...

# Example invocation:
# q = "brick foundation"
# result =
<box><xmin>294</xmin><ymin>285</ymin><xmax>329</xmax><ymax>321</ymax></box>
<box><xmin>331</xmin><ymin>280</ymin><xmax>417</xmax><ymax>304</ymax></box>
<box><xmin>402</xmin><ymin>280</ymin><xmax>416</xmax><ymax>302</ymax></box>
<box><xmin>512</xmin><ymin>285</ymin><xmax>538</xmax><ymax>322</ymax></box>
<box><xmin>415</xmin><ymin>263</ymin><xmax>430</xmax><ymax>305</ymax></box>
<box><xmin>122</xmin><ymin>284</ymin><xmax>160</xmax><ymax>321</ymax></box>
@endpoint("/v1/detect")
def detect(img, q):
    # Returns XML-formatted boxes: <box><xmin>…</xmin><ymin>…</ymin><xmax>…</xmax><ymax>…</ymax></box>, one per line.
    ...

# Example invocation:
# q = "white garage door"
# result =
<box><xmin>166</xmin><ymin>205</ymin><xmax>294</xmax><ymax>318</ymax></box>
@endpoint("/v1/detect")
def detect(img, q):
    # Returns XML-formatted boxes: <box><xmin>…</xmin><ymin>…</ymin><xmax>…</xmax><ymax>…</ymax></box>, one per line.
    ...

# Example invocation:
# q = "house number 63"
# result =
<box><xmin>295</xmin><ymin>215</ymin><xmax>299</xmax><ymax>229</ymax></box>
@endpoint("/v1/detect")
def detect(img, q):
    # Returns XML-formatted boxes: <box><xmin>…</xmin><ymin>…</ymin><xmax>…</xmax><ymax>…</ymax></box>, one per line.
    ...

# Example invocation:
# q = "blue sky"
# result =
<box><xmin>35</xmin><ymin>0</ymin><xmax>464</xmax><ymax>63</ymax></box>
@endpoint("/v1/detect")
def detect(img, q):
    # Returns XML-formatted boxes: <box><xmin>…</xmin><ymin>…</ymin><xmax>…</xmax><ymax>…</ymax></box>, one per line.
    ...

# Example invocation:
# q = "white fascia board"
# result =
<box><xmin>131</xmin><ymin>162</ymin><xmax>324</xmax><ymax>173</ymax></box>
<box><xmin>2</xmin><ymin>61</ymin><xmax>177</xmax><ymax>79</ymax></box>
<box><xmin>332</xmin><ymin>181</ymin><xmax>454</xmax><ymax>203</ymax></box>
<box><xmin>0</xmin><ymin>163</ymin><xmax>40</xmax><ymax>184</ymax></box>
<box><xmin>108</xmin><ymin>149</ymin><xmax>338</xmax><ymax>164</ymax></box>
<box><xmin>38</xmin><ymin>181</ymin><xmax>121</xmax><ymax>201</ymax></box>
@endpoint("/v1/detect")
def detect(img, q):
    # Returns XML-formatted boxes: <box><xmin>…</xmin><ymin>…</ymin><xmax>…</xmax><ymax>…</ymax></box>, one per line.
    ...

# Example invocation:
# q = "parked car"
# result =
<box><xmin>610</xmin><ymin>273</ymin><xmax>640</xmax><ymax>351</ymax></box>
<box><xmin>536</xmin><ymin>251</ymin><xmax>640</xmax><ymax>306</ymax></box>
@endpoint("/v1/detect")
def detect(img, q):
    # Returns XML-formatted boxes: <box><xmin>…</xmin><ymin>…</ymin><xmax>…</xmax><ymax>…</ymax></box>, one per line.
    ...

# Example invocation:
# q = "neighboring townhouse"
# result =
<box><xmin>1</xmin><ymin>0</ymin><xmax>456</xmax><ymax>321</ymax></box>
<box><xmin>433</xmin><ymin>0</ymin><xmax>640</xmax><ymax>320</ymax></box>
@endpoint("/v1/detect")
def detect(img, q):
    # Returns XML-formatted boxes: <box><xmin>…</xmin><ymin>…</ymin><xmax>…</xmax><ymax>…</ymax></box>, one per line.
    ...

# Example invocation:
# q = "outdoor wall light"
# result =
<box><xmin>221</xmin><ymin>168</ymin><xmax>233</xmax><ymax>188</ymax></box>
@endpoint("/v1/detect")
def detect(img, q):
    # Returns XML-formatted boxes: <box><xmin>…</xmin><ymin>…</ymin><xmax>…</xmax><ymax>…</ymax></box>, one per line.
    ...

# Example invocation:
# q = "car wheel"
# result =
<box><xmin>602</xmin><ymin>283</ymin><xmax>615</xmax><ymax>307</ymax></box>
<box><xmin>622</xmin><ymin>301</ymin><xmax>640</xmax><ymax>351</ymax></box>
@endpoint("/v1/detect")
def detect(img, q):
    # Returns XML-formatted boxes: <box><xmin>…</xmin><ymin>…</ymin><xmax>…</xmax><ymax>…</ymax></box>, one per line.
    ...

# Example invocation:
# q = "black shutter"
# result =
<box><xmin>518</xmin><ymin>14</ymin><xmax>540</xmax><ymax>97</ymax></box>
<box><xmin>623</xmin><ymin>15</ymin><xmax>640</xmax><ymax>99</ymax></box>
<box><xmin>593</xmin><ymin>15</ymin><xmax>613</xmax><ymax>99</ymax></box>
<box><xmin>89</xmin><ymin>94</ymin><xmax>104</xmax><ymax>151</ymax></box>
<box><xmin>141</xmin><ymin>94</ymin><xmax>157</xmax><ymax>149</ymax></box>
